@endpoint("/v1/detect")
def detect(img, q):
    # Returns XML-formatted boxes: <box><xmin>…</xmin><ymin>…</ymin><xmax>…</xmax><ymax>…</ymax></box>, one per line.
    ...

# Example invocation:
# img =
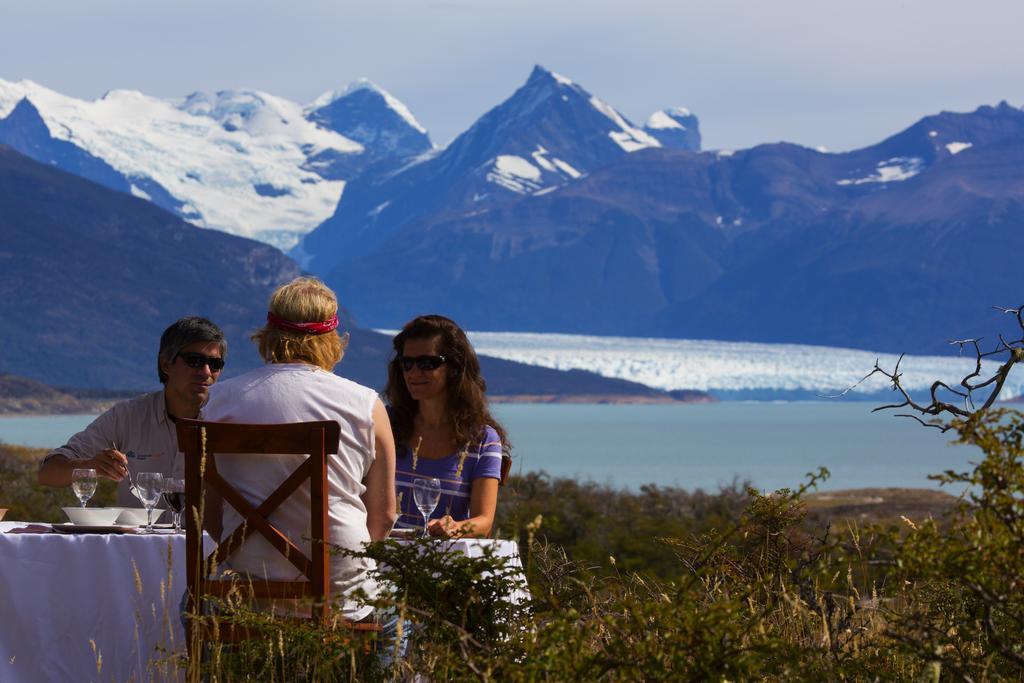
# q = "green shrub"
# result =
<box><xmin>880</xmin><ymin>409</ymin><xmax>1024</xmax><ymax>678</ymax></box>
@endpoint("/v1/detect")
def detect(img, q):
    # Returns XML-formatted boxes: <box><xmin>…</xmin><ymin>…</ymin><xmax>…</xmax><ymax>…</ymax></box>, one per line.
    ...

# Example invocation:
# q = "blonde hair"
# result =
<box><xmin>251</xmin><ymin>277</ymin><xmax>347</xmax><ymax>371</ymax></box>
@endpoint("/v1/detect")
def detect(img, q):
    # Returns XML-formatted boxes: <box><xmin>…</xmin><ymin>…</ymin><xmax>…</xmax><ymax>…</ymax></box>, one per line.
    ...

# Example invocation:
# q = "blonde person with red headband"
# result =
<box><xmin>202</xmin><ymin>277</ymin><xmax>398</xmax><ymax>633</ymax></box>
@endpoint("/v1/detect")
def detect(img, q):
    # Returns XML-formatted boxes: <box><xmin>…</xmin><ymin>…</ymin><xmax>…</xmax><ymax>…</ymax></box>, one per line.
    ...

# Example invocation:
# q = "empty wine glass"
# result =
<box><xmin>71</xmin><ymin>468</ymin><xmax>97</xmax><ymax>508</ymax></box>
<box><xmin>136</xmin><ymin>472</ymin><xmax>164</xmax><ymax>533</ymax></box>
<box><xmin>412</xmin><ymin>477</ymin><xmax>441</xmax><ymax>538</ymax></box>
<box><xmin>162</xmin><ymin>478</ymin><xmax>186</xmax><ymax>533</ymax></box>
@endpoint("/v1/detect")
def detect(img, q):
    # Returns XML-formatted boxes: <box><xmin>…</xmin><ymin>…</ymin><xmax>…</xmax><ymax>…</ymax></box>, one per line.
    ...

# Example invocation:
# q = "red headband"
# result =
<box><xmin>266</xmin><ymin>312</ymin><xmax>340</xmax><ymax>335</ymax></box>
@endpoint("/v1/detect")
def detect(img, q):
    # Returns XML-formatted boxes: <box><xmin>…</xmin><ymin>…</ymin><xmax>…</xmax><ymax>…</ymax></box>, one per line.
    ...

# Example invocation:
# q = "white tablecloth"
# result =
<box><xmin>0</xmin><ymin>521</ymin><xmax>189</xmax><ymax>683</ymax></box>
<box><xmin>409</xmin><ymin>537</ymin><xmax>529</xmax><ymax>603</ymax></box>
<box><xmin>0</xmin><ymin>523</ymin><xmax>525</xmax><ymax>682</ymax></box>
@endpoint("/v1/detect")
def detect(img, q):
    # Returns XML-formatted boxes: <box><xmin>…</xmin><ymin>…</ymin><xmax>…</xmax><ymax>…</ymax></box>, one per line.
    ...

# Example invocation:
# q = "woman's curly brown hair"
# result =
<box><xmin>385</xmin><ymin>315</ymin><xmax>509</xmax><ymax>454</ymax></box>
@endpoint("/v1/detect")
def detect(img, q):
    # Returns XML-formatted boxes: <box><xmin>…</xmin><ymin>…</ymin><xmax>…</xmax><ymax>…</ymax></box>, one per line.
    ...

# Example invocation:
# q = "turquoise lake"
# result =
<box><xmin>0</xmin><ymin>402</ymin><xmax>973</xmax><ymax>493</ymax></box>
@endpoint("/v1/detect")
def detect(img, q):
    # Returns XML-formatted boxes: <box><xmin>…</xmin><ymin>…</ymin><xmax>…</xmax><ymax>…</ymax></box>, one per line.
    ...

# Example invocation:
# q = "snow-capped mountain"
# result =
<box><xmin>0</xmin><ymin>78</ymin><xmax>431</xmax><ymax>249</ymax></box>
<box><xmin>0</xmin><ymin>98</ymin><xmax>141</xmax><ymax>199</ymax></box>
<box><xmin>299</xmin><ymin>93</ymin><xmax>1024</xmax><ymax>355</ymax></box>
<box><xmin>305</xmin><ymin>79</ymin><xmax>433</xmax><ymax>176</ymax></box>
<box><xmin>643</xmin><ymin>107</ymin><xmax>701</xmax><ymax>150</ymax></box>
<box><xmin>299</xmin><ymin>65</ymin><xmax>666</xmax><ymax>270</ymax></box>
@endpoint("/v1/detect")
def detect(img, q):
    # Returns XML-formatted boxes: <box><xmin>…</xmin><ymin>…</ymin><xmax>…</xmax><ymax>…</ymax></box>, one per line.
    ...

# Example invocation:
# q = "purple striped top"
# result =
<box><xmin>394</xmin><ymin>425</ymin><xmax>503</xmax><ymax>529</ymax></box>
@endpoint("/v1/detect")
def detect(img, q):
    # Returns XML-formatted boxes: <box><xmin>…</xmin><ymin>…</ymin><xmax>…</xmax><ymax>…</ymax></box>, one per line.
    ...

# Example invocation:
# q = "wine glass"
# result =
<box><xmin>162</xmin><ymin>478</ymin><xmax>186</xmax><ymax>533</ymax></box>
<box><xmin>71</xmin><ymin>468</ymin><xmax>97</xmax><ymax>508</ymax></box>
<box><xmin>412</xmin><ymin>477</ymin><xmax>441</xmax><ymax>538</ymax></box>
<box><xmin>136</xmin><ymin>472</ymin><xmax>164</xmax><ymax>533</ymax></box>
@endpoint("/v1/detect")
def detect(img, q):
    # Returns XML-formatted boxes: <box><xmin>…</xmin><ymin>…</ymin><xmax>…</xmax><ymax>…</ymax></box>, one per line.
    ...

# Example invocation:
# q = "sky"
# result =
<box><xmin>2</xmin><ymin>0</ymin><xmax>1022</xmax><ymax>152</ymax></box>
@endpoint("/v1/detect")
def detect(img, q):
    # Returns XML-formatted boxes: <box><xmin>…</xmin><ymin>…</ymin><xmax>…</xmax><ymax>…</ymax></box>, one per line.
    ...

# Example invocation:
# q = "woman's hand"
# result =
<box><xmin>427</xmin><ymin>515</ymin><xmax>464</xmax><ymax>538</ymax></box>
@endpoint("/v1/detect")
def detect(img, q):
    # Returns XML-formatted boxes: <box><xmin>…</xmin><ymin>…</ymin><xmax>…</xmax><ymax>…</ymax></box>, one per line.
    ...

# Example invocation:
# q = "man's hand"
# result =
<box><xmin>82</xmin><ymin>448</ymin><xmax>128</xmax><ymax>482</ymax></box>
<box><xmin>39</xmin><ymin>448</ymin><xmax>128</xmax><ymax>488</ymax></box>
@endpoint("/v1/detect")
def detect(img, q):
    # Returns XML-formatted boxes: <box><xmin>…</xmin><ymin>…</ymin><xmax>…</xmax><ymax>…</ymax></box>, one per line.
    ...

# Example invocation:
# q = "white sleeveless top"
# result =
<box><xmin>202</xmin><ymin>363</ymin><xmax>380</xmax><ymax>621</ymax></box>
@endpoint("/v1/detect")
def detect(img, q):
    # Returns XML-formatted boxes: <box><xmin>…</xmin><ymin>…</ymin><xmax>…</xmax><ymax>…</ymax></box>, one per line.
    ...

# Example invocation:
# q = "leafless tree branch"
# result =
<box><xmin>840</xmin><ymin>305</ymin><xmax>1024</xmax><ymax>423</ymax></box>
<box><xmin>894</xmin><ymin>414</ymin><xmax>953</xmax><ymax>432</ymax></box>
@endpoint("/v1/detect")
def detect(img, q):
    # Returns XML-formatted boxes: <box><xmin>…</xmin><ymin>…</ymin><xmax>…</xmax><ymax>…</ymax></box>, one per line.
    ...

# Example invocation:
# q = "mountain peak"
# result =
<box><xmin>6</xmin><ymin>96</ymin><xmax>45</xmax><ymax>123</ymax></box>
<box><xmin>0</xmin><ymin>97</ymin><xmax>57</xmax><ymax>149</ymax></box>
<box><xmin>309</xmin><ymin>79</ymin><xmax>427</xmax><ymax>136</ymax></box>
<box><xmin>304</xmin><ymin>80</ymin><xmax>433</xmax><ymax>166</ymax></box>
<box><xmin>526</xmin><ymin>65</ymin><xmax>575</xmax><ymax>89</ymax></box>
<box><xmin>99</xmin><ymin>88</ymin><xmax>150</xmax><ymax>103</ymax></box>
<box><xmin>644</xmin><ymin>107</ymin><xmax>701</xmax><ymax>150</ymax></box>
<box><xmin>342</xmin><ymin>77</ymin><xmax>386</xmax><ymax>97</ymax></box>
<box><xmin>493</xmin><ymin>65</ymin><xmax>660</xmax><ymax>154</ymax></box>
<box><xmin>646</xmin><ymin>107</ymin><xmax>692</xmax><ymax>129</ymax></box>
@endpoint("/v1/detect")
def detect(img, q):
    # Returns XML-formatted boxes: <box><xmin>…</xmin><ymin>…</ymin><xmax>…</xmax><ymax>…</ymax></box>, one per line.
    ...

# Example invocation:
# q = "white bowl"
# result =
<box><xmin>114</xmin><ymin>507</ymin><xmax>165</xmax><ymax>526</ymax></box>
<box><xmin>62</xmin><ymin>507</ymin><xmax>122</xmax><ymax>526</ymax></box>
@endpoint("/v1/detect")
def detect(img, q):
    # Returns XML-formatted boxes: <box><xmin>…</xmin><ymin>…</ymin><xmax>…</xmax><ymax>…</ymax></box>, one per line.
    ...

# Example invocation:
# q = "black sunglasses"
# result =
<box><xmin>178</xmin><ymin>352</ymin><xmax>225</xmax><ymax>372</ymax></box>
<box><xmin>398</xmin><ymin>354</ymin><xmax>447</xmax><ymax>372</ymax></box>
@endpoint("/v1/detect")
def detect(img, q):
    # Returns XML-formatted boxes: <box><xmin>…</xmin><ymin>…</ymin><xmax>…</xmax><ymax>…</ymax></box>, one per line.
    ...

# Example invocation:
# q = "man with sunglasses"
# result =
<box><xmin>38</xmin><ymin>317</ymin><xmax>227</xmax><ymax>506</ymax></box>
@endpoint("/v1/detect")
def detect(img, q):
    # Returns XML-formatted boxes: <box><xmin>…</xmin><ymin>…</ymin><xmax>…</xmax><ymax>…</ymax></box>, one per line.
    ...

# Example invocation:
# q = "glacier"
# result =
<box><xmin>458</xmin><ymin>331</ymin><xmax>1024</xmax><ymax>400</ymax></box>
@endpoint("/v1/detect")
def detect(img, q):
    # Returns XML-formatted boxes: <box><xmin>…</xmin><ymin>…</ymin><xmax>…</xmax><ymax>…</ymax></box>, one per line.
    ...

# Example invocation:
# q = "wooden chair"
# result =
<box><xmin>500</xmin><ymin>453</ymin><xmax>512</xmax><ymax>486</ymax></box>
<box><xmin>175</xmin><ymin>418</ymin><xmax>379</xmax><ymax>660</ymax></box>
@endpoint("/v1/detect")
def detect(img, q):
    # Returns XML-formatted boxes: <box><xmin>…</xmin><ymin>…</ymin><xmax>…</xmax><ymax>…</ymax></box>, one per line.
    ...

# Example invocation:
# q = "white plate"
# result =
<box><xmin>113</xmin><ymin>508</ymin><xmax>166</xmax><ymax>526</ymax></box>
<box><xmin>62</xmin><ymin>507</ymin><xmax>121</xmax><ymax>526</ymax></box>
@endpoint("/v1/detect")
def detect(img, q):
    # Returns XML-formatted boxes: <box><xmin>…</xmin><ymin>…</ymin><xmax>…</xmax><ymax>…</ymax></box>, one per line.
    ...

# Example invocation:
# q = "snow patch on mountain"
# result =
<box><xmin>550</xmin><ymin>71</ymin><xmax>575</xmax><ymax>87</ymax></box>
<box><xmin>458</xmin><ymin>331</ymin><xmax>1024</xmax><ymax>399</ymax></box>
<box><xmin>486</xmin><ymin>155</ymin><xmax>543</xmax><ymax>193</ymax></box>
<box><xmin>530</xmin><ymin>146</ymin><xmax>556</xmax><ymax>172</ymax></box>
<box><xmin>588</xmin><ymin>95</ymin><xmax>661</xmax><ymax>152</ymax></box>
<box><xmin>529</xmin><ymin>145</ymin><xmax>582</xmax><ymax>179</ymax></box>
<box><xmin>946</xmin><ymin>141</ymin><xmax>972</xmax><ymax>155</ymax></box>
<box><xmin>129</xmin><ymin>185</ymin><xmax>150</xmax><ymax>200</ymax></box>
<box><xmin>837</xmin><ymin>157</ymin><xmax>924</xmax><ymax>186</ymax></box>
<box><xmin>551</xmin><ymin>157</ymin><xmax>581</xmax><ymax>178</ymax></box>
<box><xmin>646</xmin><ymin>108</ymin><xmax>691</xmax><ymax>129</ymax></box>
<box><xmin>0</xmin><ymin>79</ymin><xmax>358</xmax><ymax>249</ymax></box>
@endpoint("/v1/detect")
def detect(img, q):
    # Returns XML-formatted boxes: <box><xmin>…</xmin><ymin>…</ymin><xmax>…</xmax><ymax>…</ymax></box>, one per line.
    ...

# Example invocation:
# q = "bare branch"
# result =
<box><xmin>863</xmin><ymin>305</ymin><xmax>1024</xmax><ymax>427</ymax></box>
<box><xmin>992</xmin><ymin>304</ymin><xmax>1024</xmax><ymax>334</ymax></box>
<box><xmin>818</xmin><ymin>361</ymin><xmax>886</xmax><ymax>399</ymax></box>
<box><xmin>895</xmin><ymin>414</ymin><xmax>953</xmax><ymax>432</ymax></box>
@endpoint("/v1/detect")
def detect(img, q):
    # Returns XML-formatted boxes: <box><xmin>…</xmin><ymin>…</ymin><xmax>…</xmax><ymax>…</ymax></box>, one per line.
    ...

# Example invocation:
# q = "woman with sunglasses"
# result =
<box><xmin>386</xmin><ymin>315</ymin><xmax>509</xmax><ymax>538</ymax></box>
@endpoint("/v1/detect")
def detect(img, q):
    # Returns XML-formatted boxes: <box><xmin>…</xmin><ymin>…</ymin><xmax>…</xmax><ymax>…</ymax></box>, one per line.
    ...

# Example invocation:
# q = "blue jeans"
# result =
<box><xmin>376</xmin><ymin>605</ymin><xmax>410</xmax><ymax>673</ymax></box>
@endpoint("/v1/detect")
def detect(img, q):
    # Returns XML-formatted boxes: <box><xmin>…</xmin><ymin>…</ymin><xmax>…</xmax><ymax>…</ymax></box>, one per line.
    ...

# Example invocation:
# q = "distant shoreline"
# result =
<box><xmin>0</xmin><ymin>372</ymin><xmax>713</xmax><ymax>415</ymax></box>
<box><xmin>0</xmin><ymin>397</ymin><xmax>121</xmax><ymax>417</ymax></box>
<box><xmin>490</xmin><ymin>392</ymin><xmax>715</xmax><ymax>405</ymax></box>
<box><xmin>1</xmin><ymin>392</ymin><xmax>712</xmax><ymax>416</ymax></box>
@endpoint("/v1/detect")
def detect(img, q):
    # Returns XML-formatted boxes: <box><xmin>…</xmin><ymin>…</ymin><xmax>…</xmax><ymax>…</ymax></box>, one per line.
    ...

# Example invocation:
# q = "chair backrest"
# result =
<box><xmin>175</xmin><ymin>418</ymin><xmax>340</xmax><ymax>625</ymax></box>
<box><xmin>499</xmin><ymin>453</ymin><xmax>512</xmax><ymax>486</ymax></box>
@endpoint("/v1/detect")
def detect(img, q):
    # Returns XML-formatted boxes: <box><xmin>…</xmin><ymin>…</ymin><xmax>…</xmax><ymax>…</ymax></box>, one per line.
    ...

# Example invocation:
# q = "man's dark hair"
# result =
<box><xmin>157</xmin><ymin>317</ymin><xmax>227</xmax><ymax>383</ymax></box>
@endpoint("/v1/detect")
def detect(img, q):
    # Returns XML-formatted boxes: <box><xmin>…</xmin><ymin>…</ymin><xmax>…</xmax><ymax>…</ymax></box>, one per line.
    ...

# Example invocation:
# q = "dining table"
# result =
<box><xmin>0</xmin><ymin>520</ymin><xmax>192</xmax><ymax>683</ymax></box>
<box><xmin>0</xmin><ymin>520</ymin><xmax>526</xmax><ymax>682</ymax></box>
